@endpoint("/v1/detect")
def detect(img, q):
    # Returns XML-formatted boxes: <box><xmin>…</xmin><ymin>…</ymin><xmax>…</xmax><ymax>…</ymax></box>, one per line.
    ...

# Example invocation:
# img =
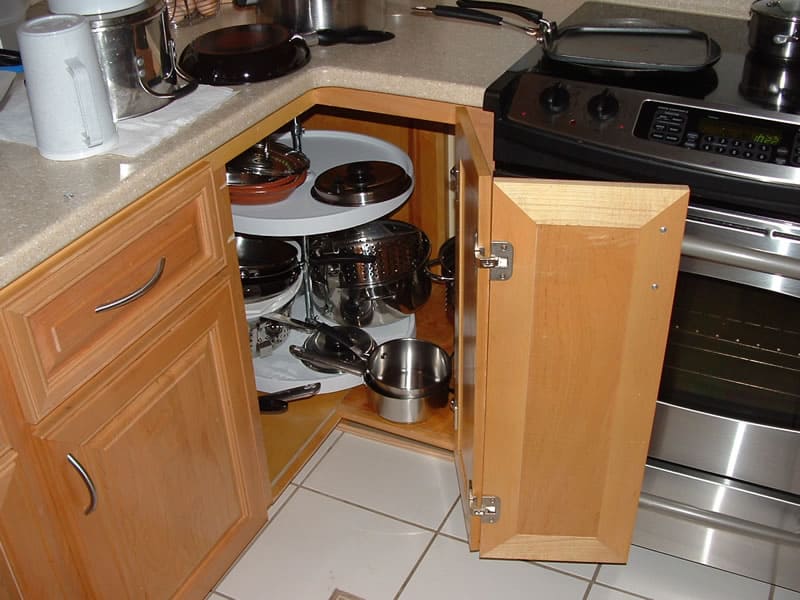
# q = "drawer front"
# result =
<box><xmin>0</xmin><ymin>164</ymin><xmax>229</xmax><ymax>423</ymax></box>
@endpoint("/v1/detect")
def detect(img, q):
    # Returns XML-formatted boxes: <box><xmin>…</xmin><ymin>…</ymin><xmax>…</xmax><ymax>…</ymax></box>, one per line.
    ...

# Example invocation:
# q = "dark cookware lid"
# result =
<box><xmin>311</xmin><ymin>161</ymin><xmax>412</xmax><ymax>206</ymax></box>
<box><xmin>178</xmin><ymin>23</ymin><xmax>310</xmax><ymax>85</ymax></box>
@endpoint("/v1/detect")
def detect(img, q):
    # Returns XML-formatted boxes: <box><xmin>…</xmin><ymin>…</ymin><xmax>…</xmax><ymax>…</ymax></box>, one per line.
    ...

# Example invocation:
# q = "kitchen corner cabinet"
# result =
<box><xmin>0</xmin><ymin>163</ymin><xmax>269</xmax><ymax>598</ymax></box>
<box><xmin>213</xmin><ymin>91</ymin><xmax>688</xmax><ymax>567</ymax></box>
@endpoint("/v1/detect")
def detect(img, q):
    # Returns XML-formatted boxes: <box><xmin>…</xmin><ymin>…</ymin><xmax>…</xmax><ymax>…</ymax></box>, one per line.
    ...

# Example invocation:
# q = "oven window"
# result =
<box><xmin>660</xmin><ymin>272</ymin><xmax>800</xmax><ymax>431</ymax></box>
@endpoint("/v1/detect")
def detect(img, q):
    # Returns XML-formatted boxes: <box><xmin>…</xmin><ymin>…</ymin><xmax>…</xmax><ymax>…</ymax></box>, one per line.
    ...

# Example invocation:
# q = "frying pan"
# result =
<box><xmin>179</xmin><ymin>23</ymin><xmax>310</xmax><ymax>85</ymax></box>
<box><xmin>414</xmin><ymin>0</ymin><xmax>721</xmax><ymax>72</ymax></box>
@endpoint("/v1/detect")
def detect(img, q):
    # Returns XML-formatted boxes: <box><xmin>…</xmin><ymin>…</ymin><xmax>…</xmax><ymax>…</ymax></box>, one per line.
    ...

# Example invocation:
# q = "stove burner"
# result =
<box><xmin>739</xmin><ymin>51</ymin><xmax>800</xmax><ymax>112</ymax></box>
<box><xmin>311</xmin><ymin>161</ymin><xmax>412</xmax><ymax>206</ymax></box>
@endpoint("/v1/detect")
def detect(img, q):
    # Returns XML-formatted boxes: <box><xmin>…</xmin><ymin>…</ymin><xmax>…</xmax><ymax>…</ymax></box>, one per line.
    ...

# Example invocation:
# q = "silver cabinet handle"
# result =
<box><xmin>94</xmin><ymin>256</ymin><xmax>166</xmax><ymax>313</ymax></box>
<box><xmin>67</xmin><ymin>453</ymin><xmax>97</xmax><ymax>515</ymax></box>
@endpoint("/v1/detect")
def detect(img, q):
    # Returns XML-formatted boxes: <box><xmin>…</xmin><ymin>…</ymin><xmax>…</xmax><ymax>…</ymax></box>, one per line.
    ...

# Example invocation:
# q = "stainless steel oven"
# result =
<box><xmin>483</xmin><ymin>1</ymin><xmax>800</xmax><ymax>591</ymax></box>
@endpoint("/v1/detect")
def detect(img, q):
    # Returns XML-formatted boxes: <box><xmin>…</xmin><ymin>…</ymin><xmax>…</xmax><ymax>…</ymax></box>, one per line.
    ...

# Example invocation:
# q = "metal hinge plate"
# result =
<box><xmin>469</xmin><ymin>481</ymin><xmax>501</xmax><ymax>524</ymax></box>
<box><xmin>474</xmin><ymin>239</ymin><xmax>513</xmax><ymax>281</ymax></box>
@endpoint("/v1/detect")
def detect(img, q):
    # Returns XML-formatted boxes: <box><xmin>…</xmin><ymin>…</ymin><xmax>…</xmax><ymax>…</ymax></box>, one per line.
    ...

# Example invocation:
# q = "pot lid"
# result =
<box><xmin>301</xmin><ymin>326</ymin><xmax>375</xmax><ymax>374</ymax></box>
<box><xmin>47</xmin><ymin>0</ymin><xmax>145</xmax><ymax>15</ymax></box>
<box><xmin>752</xmin><ymin>0</ymin><xmax>800</xmax><ymax>20</ymax></box>
<box><xmin>227</xmin><ymin>139</ymin><xmax>310</xmax><ymax>182</ymax></box>
<box><xmin>311</xmin><ymin>161</ymin><xmax>412</xmax><ymax>206</ymax></box>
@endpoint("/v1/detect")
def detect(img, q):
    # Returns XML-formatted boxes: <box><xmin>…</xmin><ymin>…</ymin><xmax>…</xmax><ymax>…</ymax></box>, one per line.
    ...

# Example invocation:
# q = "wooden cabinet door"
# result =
<box><xmin>33</xmin><ymin>279</ymin><xmax>270</xmax><ymax>599</ymax></box>
<box><xmin>453</xmin><ymin>107</ymin><xmax>690</xmax><ymax>562</ymax></box>
<box><xmin>0</xmin><ymin>447</ymin><xmax>85</xmax><ymax>598</ymax></box>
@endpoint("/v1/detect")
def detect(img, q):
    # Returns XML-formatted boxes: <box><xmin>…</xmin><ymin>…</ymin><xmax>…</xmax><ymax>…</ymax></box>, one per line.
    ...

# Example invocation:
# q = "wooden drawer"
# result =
<box><xmin>0</xmin><ymin>163</ymin><xmax>229</xmax><ymax>423</ymax></box>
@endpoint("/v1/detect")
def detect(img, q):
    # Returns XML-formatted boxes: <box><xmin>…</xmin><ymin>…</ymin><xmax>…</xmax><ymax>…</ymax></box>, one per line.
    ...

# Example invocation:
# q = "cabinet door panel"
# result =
<box><xmin>0</xmin><ymin>448</ymin><xmax>85</xmax><ymax>599</ymax></box>
<box><xmin>455</xmin><ymin>108</ymin><xmax>689</xmax><ymax>562</ymax></box>
<box><xmin>453</xmin><ymin>107</ymin><xmax>494</xmax><ymax>553</ymax></box>
<box><xmin>35</xmin><ymin>280</ymin><xmax>269</xmax><ymax>599</ymax></box>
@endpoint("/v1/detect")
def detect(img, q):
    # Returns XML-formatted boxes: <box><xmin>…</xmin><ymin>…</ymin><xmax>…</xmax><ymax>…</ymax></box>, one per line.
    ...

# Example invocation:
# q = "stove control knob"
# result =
<box><xmin>588</xmin><ymin>89</ymin><xmax>619</xmax><ymax>121</ymax></box>
<box><xmin>539</xmin><ymin>82</ymin><xmax>570</xmax><ymax>114</ymax></box>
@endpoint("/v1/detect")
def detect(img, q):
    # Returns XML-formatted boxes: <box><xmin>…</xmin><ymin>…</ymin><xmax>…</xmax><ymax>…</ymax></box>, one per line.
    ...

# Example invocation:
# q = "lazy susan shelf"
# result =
<box><xmin>231</xmin><ymin>130</ymin><xmax>414</xmax><ymax>237</ymax></box>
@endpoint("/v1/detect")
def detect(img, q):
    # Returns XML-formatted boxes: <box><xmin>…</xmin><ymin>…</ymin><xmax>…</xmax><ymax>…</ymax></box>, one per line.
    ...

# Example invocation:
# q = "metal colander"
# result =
<box><xmin>308</xmin><ymin>220</ymin><xmax>430</xmax><ymax>287</ymax></box>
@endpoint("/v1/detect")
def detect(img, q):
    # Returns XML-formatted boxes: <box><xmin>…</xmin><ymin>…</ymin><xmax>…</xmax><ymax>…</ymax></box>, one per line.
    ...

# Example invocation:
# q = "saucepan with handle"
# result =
<box><xmin>413</xmin><ymin>0</ymin><xmax>721</xmax><ymax>73</ymax></box>
<box><xmin>289</xmin><ymin>338</ymin><xmax>452</xmax><ymax>424</ymax></box>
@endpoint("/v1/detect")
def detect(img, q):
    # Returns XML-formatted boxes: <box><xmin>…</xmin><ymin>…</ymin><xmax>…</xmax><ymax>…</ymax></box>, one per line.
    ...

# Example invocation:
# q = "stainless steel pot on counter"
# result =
<box><xmin>749</xmin><ymin>0</ymin><xmax>800</xmax><ymax>60</ymax></box>
<box><xmin>258</xmin><ymin>0</ymin><xmax>386</xmax><ymax>35</ymax></box>
<box><xmin>50</xmin><ymin>0</ymin><xmax>198</xmax><ymax>120</ymax></box>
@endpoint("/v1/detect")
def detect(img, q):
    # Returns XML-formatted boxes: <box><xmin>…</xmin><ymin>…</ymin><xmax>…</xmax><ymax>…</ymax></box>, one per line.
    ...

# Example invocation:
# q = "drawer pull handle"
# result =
<box><xmin>67</xmin><ymin>453</ymin><xmax>97</xmax><ymax>515</ymax></box>
<box><xmin>95</xmin><ymin>257</ymin><xmax>166</xmax><ymax>313</ymax></box>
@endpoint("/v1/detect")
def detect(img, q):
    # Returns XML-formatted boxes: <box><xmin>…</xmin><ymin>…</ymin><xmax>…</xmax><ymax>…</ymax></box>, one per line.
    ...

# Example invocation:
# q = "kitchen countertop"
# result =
<box><xmin>0</xmin><ymin>0</ymin><xmax>753</xmax><ymax>289</ymax></box>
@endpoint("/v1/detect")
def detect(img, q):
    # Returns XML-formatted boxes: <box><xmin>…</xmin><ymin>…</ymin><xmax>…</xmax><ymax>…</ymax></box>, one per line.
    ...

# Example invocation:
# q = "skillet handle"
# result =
<box><xmin>417</xmin><ymin>5</ymin><xmax>503</xmax><ymax>25</ymax></box>
<box><xmin>455</xmin><ymin>0</ymin><xmax>543</xmax><ymax>23</ymax></box>
<box><xmin>289</xmin><ymin>345</ymin><xmax>367</xmax><ymax>376</ymax></box>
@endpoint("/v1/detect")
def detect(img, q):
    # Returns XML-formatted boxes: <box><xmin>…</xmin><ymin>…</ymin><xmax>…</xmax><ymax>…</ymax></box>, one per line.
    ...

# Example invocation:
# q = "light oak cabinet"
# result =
<box><xmin>0</xmin><ymin>163</ymin><xmax>270</xmax><ymax>598</ymax></box>
<box><xmin>0</xmin><ymin>417</ymin><xmax>83</xmax><ymax>599</ymax></box>
<box><xmin>32</xmin><ymin>278</ymin><xmax>268</xmax><ymax>598</ymax></box>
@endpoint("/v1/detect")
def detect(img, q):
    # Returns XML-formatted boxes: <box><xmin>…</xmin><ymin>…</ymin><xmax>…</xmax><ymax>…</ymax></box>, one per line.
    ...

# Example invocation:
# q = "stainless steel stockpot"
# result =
<box><xmin>749</xmin><ymin>0</ymin><xmax>800</xmax><ymax>61</ymax></box>
<box><xmin>307</xmin><ymin>220</ymin><xmax>432</xmax><ymax>327</ymax></box>
<box><xmin>258</xmin><ymin>0</ymin><xmax>386</xmax><ymax>35</ymax></box>
<box><xmin>87</xmin><ymin>0</ymin><xmax>197</xmax><ymax>120</ymax></box>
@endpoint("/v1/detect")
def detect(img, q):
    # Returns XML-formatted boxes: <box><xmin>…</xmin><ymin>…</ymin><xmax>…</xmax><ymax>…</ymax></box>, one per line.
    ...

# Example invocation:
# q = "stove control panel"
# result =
<box><xmin>635</xmin><ymin>101</ymin><xmax>800</xmax><ymax>167</ymax></box>
<box><xmin>504</xmin><ymin>73</ymin><xmax>800</xmax><ymax>184</ymax></box>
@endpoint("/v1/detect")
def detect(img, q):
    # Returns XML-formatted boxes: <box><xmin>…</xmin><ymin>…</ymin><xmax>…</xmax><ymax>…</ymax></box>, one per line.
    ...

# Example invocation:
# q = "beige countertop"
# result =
<box><xmin>0</xmin><ymin>0</ymin><xmax>753</xmax><ymax>289</ymax></box>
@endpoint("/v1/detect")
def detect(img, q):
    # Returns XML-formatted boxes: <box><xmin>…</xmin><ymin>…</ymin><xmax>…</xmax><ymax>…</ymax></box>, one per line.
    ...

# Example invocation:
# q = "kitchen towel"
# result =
<box><xmin>0</xmin><ymin>73</ymin><xmax>237</xmax><ymax>158</ymax></box>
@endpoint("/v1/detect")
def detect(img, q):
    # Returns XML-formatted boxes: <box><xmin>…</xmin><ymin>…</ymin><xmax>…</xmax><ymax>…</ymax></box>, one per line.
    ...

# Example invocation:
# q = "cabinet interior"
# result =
<box><xmin>247</xmin><ymin>106</ymin><xmax>459</xmax><ymax>496</ymax></box>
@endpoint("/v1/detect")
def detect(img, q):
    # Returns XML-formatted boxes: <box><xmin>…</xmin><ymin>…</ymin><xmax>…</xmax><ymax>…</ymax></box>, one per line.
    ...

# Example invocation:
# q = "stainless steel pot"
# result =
<box><xmin>258</xmin><ymin>0</ymin><xmax>386</xmax><ymax>35</ymax></box>
<box><xmin>749</xmin><ymin>0</ymin><xmax>800</xmax><ymax>60</ymax></box>
<box><xmin>308</xmin><ymin>220</ymin><xmax>432</xmax><ymax>327</ymax></box>
<box><xmin>86</xmin><ymin>0</ymin><xmax>197</xmax><ymax>120</ymax></box>
<box><xmin>289</xmin><ymin>338</ymin><xmax>452</xmax><ymax>423</ymax></box>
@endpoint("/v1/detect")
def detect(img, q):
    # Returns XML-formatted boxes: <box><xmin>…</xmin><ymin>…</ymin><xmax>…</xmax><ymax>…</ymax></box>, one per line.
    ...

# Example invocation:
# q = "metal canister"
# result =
<box><xmin>87</xmin><ymin>0</ymin><xmax>197</xmax><ymax>120</ymax></box>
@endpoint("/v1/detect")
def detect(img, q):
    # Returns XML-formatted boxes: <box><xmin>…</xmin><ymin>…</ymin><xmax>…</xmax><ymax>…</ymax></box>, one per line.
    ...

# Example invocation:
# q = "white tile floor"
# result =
<box><xmin>211</xmin><ymin>429</ymin><xmax>800</xmax><ymax>600</ymax></box>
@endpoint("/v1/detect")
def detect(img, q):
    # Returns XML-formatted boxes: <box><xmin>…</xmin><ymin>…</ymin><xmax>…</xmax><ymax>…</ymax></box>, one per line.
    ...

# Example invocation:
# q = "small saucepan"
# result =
<box><xmin>289</xmin><ymin>338</ymin><xmax>452</xmax><ymax>423</ymax></box>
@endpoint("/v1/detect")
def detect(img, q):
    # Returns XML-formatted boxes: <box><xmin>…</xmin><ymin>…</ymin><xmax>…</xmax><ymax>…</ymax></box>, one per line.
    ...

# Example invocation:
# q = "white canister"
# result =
<box><xmin>17</xmin><ymin>15</ymin><xmax>118</xmax><ymax>161</ymax></box>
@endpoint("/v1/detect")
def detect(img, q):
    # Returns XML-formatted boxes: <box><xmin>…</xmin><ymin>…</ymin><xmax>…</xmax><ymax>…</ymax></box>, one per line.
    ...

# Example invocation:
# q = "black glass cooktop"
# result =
<box><xmin>487</xmin><ymin>2</ymin><xmax>798</xmax><ymax>114</ymax></box>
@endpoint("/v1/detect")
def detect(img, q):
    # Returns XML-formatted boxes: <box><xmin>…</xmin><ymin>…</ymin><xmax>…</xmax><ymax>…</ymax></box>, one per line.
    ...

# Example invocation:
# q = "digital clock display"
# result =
<box><xmin>698</xmin><ymin>117</ymin><xmax>782</xmax><ymax>145</ymax></box>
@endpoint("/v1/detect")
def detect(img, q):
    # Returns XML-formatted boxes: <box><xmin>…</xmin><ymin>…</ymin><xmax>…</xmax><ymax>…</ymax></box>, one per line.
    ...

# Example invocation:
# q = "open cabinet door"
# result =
<box><xmin>453</xmin><ymin>107</ymin><xmax>690</xmax><ymax>563</ymax></box>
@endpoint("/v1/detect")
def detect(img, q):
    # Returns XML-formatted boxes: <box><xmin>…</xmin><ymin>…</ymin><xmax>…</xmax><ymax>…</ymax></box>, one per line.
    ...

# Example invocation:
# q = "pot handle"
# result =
<box><xmin>424</xmin><ymin>257</ymin><xmax>455</xmax><ymax>283</ymax></box>
<box><xmin>137</xmin><ymin>34</ymin><xmax>199</xmax><ymax>101</ymax></box>
<box><xmin>289</xmin><ymin>345</ymin><xmax>367</xmax><ymax>376</ymax></box>
<box><xmin>455</xmin><ymin>0</ymin><xmax>543</xmax><ymax>23</ymax></box>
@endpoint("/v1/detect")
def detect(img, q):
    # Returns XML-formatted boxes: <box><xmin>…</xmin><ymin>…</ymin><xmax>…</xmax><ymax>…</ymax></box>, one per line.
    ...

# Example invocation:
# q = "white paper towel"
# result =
<box><xmin>0</xmin><ymin>74</ymin><xmax>237</xmax><ymax>158</ymax></box>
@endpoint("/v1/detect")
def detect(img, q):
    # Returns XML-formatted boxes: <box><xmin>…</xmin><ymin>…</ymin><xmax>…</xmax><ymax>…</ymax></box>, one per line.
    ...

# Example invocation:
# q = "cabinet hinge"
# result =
<box><xmin>474</xmin><ymin>237</ymin><xmax>513</xmax><ymax>281</ymax></box>
<box><xmin>468</xmin><ymin>481</ymin><xmax>500</xmax><ymax>524</ymax></box>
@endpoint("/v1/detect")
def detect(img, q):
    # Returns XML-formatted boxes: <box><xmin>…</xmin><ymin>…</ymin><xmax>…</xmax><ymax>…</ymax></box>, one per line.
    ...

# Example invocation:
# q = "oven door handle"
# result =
<box><xmin>682</xmin><ymin>234</ymin><xmax>800</xmax><ymax>280</ymax></box>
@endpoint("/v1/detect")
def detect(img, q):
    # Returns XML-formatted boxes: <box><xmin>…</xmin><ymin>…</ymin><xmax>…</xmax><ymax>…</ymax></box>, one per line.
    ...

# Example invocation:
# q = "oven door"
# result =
<box><xmin>638</xmin><ymin>203</ymin><xmax>800</xmax><ymax>592</ymax></box>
